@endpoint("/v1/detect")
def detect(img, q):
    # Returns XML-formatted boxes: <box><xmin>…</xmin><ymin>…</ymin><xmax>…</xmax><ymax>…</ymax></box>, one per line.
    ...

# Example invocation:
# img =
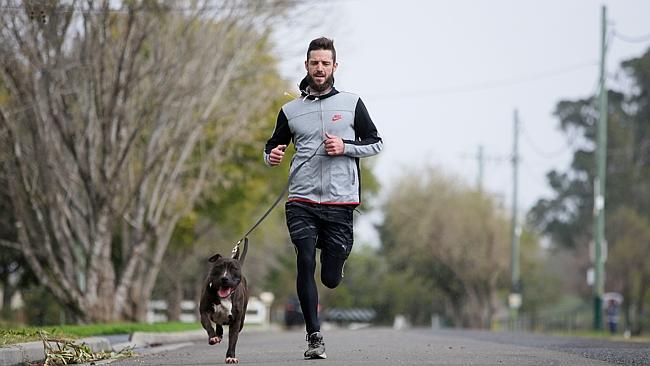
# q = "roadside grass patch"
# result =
<box><xmin>0</xmin><ymin>329</ymin><xmax>73</xmax><ymax>346</ymax></box>
<box><xmin>551</xmin><ymin>330</ymin><xmax>650</xmax><ymax>343</ymax></box>
<box><xmin>1</xmin><ymin>322</ymin><xmax>201</xmax><ymax>346</ymax></box>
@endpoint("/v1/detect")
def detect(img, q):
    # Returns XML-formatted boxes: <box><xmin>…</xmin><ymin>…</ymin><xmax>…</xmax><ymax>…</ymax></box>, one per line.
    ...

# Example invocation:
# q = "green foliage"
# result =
<box><xmin>518</xmin><ymin>231</ymin><xmax>563</xmax><ymax>315</ymax></box>
<box><xmin>378</xmin><ymin>166</ymin><xmax>511</xmax><ymax>327</ymax></box>
<box><xmin>317</xmin><ymin>245</ymin><xmax>440</xmax><ymax>325</ymax></box>
<box><xmin>21</xmin><ymin>286</ymin><xmax>68</xmax><ymax>327</ymax></box>
<box><xmin>607</xmin><ymin>207</ymin><xmax>650</xmax><ymax>279</ymax></box>
<box><xmin>169</xmin><ymin>212</ymin><xmax>199</xmax><ymax>251</ymax></box>
<box><xmin>530</xmin><ymin>48</ymin><xmax>650</xmax><ymax>247</ymax></box>
<box><xmin>328</xmin><ymin>245</ymin><xmax>386</xmax><ymax>309</ymax></box>
<box><xmin>357</xmin><ymin>158</ymin><xmax>381</xmax><ymax>208</ymax></box>
<box><xmin>154</xmin><ymin>38</ymin><xmax>294</xmax><ymax>307</ymax></box>
<box><xmin>529</xmin><ymin>47</ymin><xmax>650</xmax><ymax>333</ymax></box>
<box><xmin>263</xmin><ymin>247</ymin><xmax>298</xmax><ymax>307</ymax></box>
<box><xmin>606</xmin><ymin>207</ymin><xmax>650</xmax><ymax>335</ymax></box>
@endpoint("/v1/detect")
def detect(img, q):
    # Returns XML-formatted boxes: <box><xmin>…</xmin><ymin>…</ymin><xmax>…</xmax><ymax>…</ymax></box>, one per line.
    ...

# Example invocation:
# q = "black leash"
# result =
<box><xmin>231</xmin><ymin>140</ymin><xmax>326</xmax><ymax>260</ymax></box>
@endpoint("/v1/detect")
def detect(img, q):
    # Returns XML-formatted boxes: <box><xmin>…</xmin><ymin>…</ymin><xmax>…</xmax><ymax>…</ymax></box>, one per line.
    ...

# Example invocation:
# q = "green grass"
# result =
<box><xmin>0</xmin><ymin>328</ymin><xmax>69</xmax><ymax>346</ymax></box>
<box><xmin>1</xmin><ymin>322</ymin><xmax>202</xmax><ymax>346</ymax></box>
<box><xmin>551</xmin><ymin>330</ymin><xmax>650</xmax><ymax>343</ymax></box>
<box><xmin>52</xmin><ymin>321</ymin><xmax>202</xmax><ymax>337</ymax></box>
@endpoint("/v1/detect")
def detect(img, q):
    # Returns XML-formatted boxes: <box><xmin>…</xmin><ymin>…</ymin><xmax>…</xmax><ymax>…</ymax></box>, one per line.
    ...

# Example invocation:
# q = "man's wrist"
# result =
<box><xmin>263</xmin><ymin>152</ymin><xmax>273</xmax><ymax>166</ymax></box>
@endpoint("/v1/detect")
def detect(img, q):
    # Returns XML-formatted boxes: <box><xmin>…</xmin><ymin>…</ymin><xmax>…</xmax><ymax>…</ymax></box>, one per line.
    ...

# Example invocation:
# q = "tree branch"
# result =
<box><xmin>0</xmin><ymin>239</ymin><xmax>20</xmax><ymax>250</ymax></box>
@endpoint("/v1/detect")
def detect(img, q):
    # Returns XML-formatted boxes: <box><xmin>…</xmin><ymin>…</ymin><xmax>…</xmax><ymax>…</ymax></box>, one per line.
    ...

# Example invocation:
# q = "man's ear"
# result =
<box><xmin>333</xmin><ymin>62</ymin><xmax>338</xmax><ymax>72</ymax></box>
<box><xmin>304</xmin><ymin>59</ymin><xmax>309</xmax><ymax>71</ymax></box>
<box><xmin>208</xmin><ymin>253</ymin><xmax>222</xmax><ymax>263</ymax></box>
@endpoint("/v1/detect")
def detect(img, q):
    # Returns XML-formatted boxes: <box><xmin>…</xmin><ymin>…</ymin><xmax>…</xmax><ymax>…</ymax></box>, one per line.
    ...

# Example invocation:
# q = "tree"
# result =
<box><xmin>317</xmin><ymin>245</ymin><xmax>441</xmax><ymax>326</ymax></box>
<box><xmin>516</xmin><ymin>230</ymin><xmax>563</xmax><ymax>320</ymax></box>
<box><xmin>0</xmin><ymin>74</ymin><xmax>39</xmax><ymax>324</ymax></box>
<box><xmin>529</xmin><ymin>47</ymin><xmax>650</xmax><ymax>333</ymax></box>
<box><xmin>0</xmin><ymin>0</ymin><xmax>295</xmax><ymax>322</ymax></box>
<box><xmin>154</xmin><ymin>86</ymin><xmax>294</xmax><ymax>320</ymax></box>
<box><xmin>606</xmin><ymin>207</ymin><xmax>650</xmax><ymax>335</ymax></box>
<box><xmin>378</xmin><ymin>166</ymin><xmax>510</xmax><ymax>328</ymax></box>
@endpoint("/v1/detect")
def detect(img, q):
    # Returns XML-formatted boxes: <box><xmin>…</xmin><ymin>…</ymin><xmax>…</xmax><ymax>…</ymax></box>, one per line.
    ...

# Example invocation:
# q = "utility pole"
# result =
<box><xmin>477</xmin><ymin>145</ymin><xmax>484</xmax><ymax>192</ymax></box>
<box><xmin>593</xmin><ymin>4</ymin><xmax>608</xmax><ymax>331</ymax></box>
<box><xmin>508</xmin><ymin>110</ymin><xmax>521</xmax><ymax>329</ymax></box>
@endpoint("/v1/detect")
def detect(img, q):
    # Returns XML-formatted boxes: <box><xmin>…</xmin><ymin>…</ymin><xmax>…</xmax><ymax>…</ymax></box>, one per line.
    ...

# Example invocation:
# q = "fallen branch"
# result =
<box><xmin>40</xmin><ymin>331</ymin><xmax>136</xmax><ymax>366</ymax></box>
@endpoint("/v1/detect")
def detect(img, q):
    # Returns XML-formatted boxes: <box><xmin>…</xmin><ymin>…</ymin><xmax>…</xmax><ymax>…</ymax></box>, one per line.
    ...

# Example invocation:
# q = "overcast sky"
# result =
<box><xmin>274</xmin><ymin>0</ymin><xmax>650</xmax><ymax>244</ymax></box>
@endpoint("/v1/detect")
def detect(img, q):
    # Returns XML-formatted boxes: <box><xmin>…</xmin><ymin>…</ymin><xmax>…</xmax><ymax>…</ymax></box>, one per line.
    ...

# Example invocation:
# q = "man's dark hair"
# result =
<box><xmin>307</xmin><ymin>37</ymin><xmax>336</xmax><ymax>63</ymax></box>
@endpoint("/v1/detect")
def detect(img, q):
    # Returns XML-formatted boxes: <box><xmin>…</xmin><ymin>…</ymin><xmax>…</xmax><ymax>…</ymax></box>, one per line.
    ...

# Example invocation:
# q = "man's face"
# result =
<box><xmin>304</xmin><ymin>49</ymin><xmax>337</xmax><ymax>93</ymax></box>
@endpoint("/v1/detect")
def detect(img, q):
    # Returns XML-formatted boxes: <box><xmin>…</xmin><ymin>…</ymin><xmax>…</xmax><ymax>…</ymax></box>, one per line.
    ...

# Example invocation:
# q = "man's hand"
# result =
<box><xmin>325</xmin><ymin>132</ymin><xmax>344</xmax><ymax>156</ymax></box>
<box><xmin>268</xmin><ymin>144</ymin><xmax>287</xmax><ymax>166</ymax></box>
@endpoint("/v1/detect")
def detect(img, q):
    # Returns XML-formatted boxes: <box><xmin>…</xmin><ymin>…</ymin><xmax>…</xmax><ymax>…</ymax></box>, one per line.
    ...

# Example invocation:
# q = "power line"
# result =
<box><xmin>367</xmin><ymin>61</ymin><xmax>598</xmax><ymax>99</ymax></box>
<box><xmin>520</xmin><ymin>121</ymin><xmax>577</xmax><ymax>160</ymax></box>
<box><xmin>458</xmin><ymin>150</ymin><xmax>509</xmax><ymax>164</ymax></box>
<box><xmin>612</xmin><ymin>29</ymin><xmax>650</xmax><ymax>43</ymax></box>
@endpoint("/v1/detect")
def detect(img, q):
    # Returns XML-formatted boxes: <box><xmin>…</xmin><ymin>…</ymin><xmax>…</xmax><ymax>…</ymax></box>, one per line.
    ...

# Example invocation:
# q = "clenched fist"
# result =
<box><xmin>268</xmin><ymin>144</ymin><xmax>287</xmax><ymax>166</ymax></box>
<box><xmin>325</xmin><ymin>132</ymin><xmax>344</xmax><ymax>156</ymax></box>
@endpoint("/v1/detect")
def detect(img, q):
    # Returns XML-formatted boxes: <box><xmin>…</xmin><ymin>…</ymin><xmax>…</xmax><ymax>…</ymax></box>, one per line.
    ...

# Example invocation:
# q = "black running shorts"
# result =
<box><xmin>285</xmin><ymin>201</ymin><xmax>354</xmax><ymax>259</ymax></box>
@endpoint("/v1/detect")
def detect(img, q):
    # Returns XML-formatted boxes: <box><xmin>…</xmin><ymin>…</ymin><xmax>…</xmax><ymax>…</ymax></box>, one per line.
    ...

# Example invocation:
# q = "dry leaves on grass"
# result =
<box><xmin>40</xmin><ymin>331</ymin><xmax>135</xmax><ymax>365</ymax></box>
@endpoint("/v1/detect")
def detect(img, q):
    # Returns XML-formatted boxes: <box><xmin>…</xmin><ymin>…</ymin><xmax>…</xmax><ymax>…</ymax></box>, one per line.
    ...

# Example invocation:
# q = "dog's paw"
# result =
<box><xmin>208</xmin><ymin>336</ymin><xmax>222</xmax><ymax>345</ymax></box>
<box><xmin>225</xmin><ymin>357</ymin><xmax>239</xmax><ymax>364</ymax></box>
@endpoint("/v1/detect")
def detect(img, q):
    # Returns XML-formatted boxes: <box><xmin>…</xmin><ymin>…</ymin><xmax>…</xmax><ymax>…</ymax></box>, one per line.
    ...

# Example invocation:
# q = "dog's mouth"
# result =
<box><xmin>218</xmin><ymin>286</ymin><xmax>235</xmax><ymax>298</ymax></box>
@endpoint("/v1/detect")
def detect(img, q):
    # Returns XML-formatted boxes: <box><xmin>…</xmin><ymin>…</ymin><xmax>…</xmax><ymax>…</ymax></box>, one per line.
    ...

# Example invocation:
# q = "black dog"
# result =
<box><xmin>199</xmin><ymin>246</ymin><xmax>249</xmax><ymax>364</ymax></box>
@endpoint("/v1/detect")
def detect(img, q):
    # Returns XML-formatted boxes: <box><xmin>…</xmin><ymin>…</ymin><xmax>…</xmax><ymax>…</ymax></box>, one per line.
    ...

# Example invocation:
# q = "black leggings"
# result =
<box><xmin>286</xmin><ymin>202</ymin><xmax>354</xmax><ymax>334</ymax></box>
<box><xmin>294</xmin><ymin>237</ymin><xmax>346</xmax><ymax>334</ymax></box>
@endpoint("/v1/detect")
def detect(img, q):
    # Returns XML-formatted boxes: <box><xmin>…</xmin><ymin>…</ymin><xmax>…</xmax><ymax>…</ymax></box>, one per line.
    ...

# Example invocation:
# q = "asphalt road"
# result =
<box><xmin>109</xmin><ymin>327</ymin><xmax>650</xmax><ymax>366</ymax></box>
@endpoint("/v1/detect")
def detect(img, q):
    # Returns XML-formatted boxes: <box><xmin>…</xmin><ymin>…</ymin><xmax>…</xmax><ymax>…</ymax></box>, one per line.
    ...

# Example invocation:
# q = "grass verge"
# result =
<box><xmin>550</xmin><ymin>330</ymin><xmax>650</xmax><ymax>343</ymax></box>
<box><xmin>1</xmin><ymin>322</ymin><xmax>201</xmax><ymax>346</ymax></box>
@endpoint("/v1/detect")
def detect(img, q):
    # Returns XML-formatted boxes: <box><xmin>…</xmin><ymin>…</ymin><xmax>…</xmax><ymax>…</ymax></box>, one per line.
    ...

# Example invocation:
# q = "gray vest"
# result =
<box><xmin>282</xmin><ymin>92</ymin><xmax>362</xmax><ymax>204</ymax></box>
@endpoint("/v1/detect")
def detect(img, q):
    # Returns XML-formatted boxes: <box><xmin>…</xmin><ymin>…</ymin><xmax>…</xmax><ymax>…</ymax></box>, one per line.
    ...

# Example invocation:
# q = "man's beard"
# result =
<box><xmin>306</xmin><ymin>73</ymin><xmax>334</xmax><ymax>93</ymax></box>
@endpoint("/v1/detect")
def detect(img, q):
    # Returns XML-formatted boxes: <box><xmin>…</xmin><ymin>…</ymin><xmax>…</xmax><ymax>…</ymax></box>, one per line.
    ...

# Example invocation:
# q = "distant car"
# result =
<box><xmin>284</xmin><ymin>296</ymin><xmax>321</xmax><ymax>329</ymax></box>
<box><xmin>284</xmin><ymin>296</ymin><xmax>304</xmax><ymax>328</ymax></box>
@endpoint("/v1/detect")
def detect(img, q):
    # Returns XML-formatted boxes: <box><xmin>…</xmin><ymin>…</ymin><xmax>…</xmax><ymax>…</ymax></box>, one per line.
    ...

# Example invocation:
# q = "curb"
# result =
<box><xmin>129</xmin><ymin>325</ymin><xmax>281</xmax><ymax>348</ymax></box>
<box><xmin>129</xmin><ymin>329</ymin><xmax>205</xmax><ymax>348</ymax></box>
<box><xmin>0</xmin><ymin>337</ymin><xmax>110</xmax><ymax>366</ymax></box>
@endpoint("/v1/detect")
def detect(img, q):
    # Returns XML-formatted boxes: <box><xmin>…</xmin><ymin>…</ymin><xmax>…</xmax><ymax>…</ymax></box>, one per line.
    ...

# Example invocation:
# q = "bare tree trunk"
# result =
<box><xmin>632</xmin><ymin>276</ymin><xmax>647</xmax><ymax>335</ymax></box>
<box><xmin>446</xmin><ymin>298</ymin><xmax>464</xmax><ymax>328</ymax></box>
<box><xmin>167</xmin><ymin>274</ymin><xmax>183</xmax><ymax>322</ymax></box>
<box><xmin>488</xmin><ymin>277</ymin><xmax>499</xmax><ymax>329</ymax></box>
<box><xmin>455</xmin><ymin>280</ymin><xmax>482</xmax><ymax>329</ymax></box>
<box><xmin>1</xmin><ymin>274</ymin><xmax>14</xmax><ymax>318</ymax></box>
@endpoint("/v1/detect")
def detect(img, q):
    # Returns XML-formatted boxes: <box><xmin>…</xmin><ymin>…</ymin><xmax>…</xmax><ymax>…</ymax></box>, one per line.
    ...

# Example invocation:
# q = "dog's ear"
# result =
<box><xmin>208</xmin><ymin>253</ymin><xmax>222</xmax><ymax>262</ymax></box>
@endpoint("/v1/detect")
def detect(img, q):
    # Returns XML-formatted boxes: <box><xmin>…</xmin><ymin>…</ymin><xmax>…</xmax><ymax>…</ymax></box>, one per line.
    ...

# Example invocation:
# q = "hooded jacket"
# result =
<box><xmin>264</xmin><ymin>78</ymin><xmax>383</xmax><ymax>205</ymax></box>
